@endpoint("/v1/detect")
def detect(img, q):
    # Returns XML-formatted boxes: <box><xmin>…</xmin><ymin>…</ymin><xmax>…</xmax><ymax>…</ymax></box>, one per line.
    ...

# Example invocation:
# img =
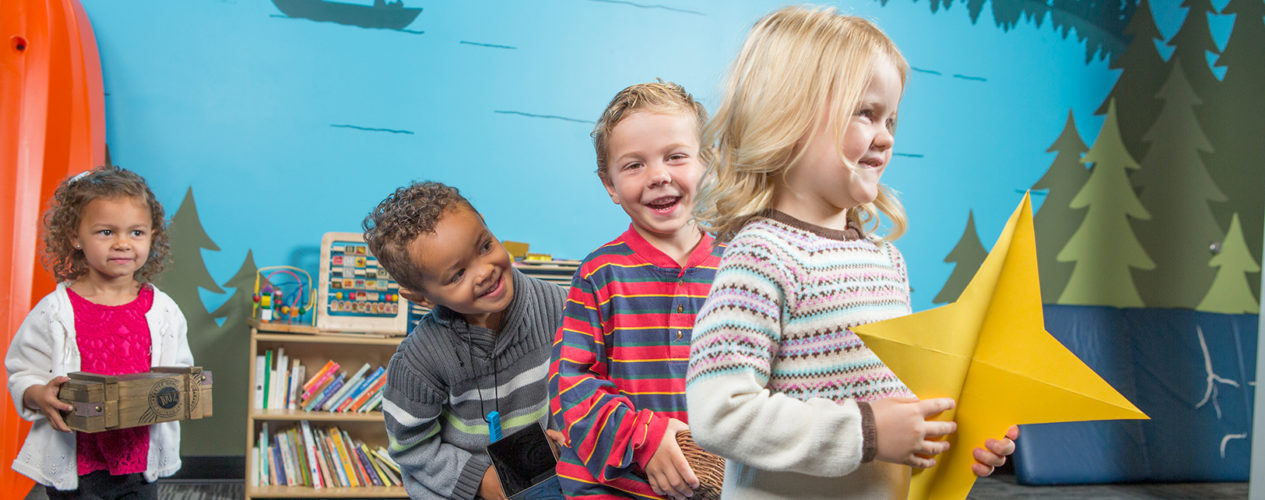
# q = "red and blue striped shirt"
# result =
<box><xmin>548</xmin><ymin>226</ymin><xmax>723</xmax><ymax>499</ymax></box>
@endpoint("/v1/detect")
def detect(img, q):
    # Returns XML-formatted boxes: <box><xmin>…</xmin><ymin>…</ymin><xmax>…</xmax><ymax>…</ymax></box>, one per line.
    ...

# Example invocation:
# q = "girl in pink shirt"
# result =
<box><xmin>7</xmin><ymin>166</ymin><xmax>193</xmax><ymax>498</ymax></box>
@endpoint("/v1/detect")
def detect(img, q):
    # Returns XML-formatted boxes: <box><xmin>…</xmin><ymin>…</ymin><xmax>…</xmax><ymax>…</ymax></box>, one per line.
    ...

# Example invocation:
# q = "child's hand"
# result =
<box><xmin>870</xmin><ymin>397</ymin><xmax>957</xmax><ymax>468</ymax></box>
<box><xmin>478</xmin><ymin>464</ymin><xmax>508</xmax><ymax>500</ymax></box>
<box><xmin>645</xmin><ymin>418</ymin><xmax>699</xmax><ymax>500</ymax></box>
<box><xmin>22</xmin><ymin>376</ymin><xmax>74</xmax><ymax>433</ymax></box>
<box><xmin>545</xmin><ymin>429</ymin><xmax>566</xmax><ymax>459</ymax></box>
<box><xmin>972</xmin><ymin>425</ymin><xmax>1019</xmax><ymax>477</ymax></box>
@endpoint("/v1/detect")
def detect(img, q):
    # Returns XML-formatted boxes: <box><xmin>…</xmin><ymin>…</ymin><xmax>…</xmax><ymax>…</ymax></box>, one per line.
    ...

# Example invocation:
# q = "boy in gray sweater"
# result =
<box><xmin>363</xmin><ymin>181</ymin><xmax>566</xmax><ymax>500</ymax></box>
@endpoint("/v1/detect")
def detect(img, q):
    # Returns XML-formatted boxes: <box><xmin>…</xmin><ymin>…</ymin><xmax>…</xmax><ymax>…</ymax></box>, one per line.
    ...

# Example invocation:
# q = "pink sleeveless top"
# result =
<box><xmin>68</xmin><ymin>285</ymin><xmax>153</xmax><ymax>476</ymax></box>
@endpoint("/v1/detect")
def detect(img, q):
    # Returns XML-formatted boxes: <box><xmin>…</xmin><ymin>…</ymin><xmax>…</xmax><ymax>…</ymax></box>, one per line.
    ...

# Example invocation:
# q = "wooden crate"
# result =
<box><xmin>58</xmin><ymin>366</ymin><xmax>213</xmax><ymax>433</ymax></box>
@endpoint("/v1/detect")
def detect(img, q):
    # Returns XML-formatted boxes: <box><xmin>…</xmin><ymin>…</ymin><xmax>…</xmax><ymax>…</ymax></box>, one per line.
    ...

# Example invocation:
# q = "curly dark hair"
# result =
<box><xmin>362</xmin><ymin>181</ymin><xmax>475</xmax><ymax>292</ymax></box>
<box><xmin>41</xmin><ymin>165</ymin><xmax>170</xmax><ymax>283</ymax></box>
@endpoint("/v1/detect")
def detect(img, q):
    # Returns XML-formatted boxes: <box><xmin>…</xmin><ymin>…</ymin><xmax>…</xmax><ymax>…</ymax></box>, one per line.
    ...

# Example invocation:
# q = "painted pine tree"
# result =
<box><xmin>1057</xmin><ymin>100</ymin><xmax>1154</xmax><ymax>308</ymax></box>
<box><xmin>1131</xmin><ymin>60</ymin><xmax>1225</xmax><ymax>309</ymax></box>
<box><xmin>1203</xmin><ymin>0</ymin><xmax>1264</xmax><ymax>302</ymax></box>
<box><xmin>1031</xmin><ymin>111</ymin><xmax>1090</xmax><ymax>303</ymax></box>
<box><xmin>1094</xmin><ymin>0</ymin><xmax>1165</xmax><ymax>161</ymax></box>
<box><xmin>182</xmin><ymin>250</ymin><xmax>260</xmax><ymax>456</ymax></box>
<box><xmin>153</xmin><ymin>188</ymin><xmax>230</xmax><ymax>455</ymax></box>
<box><xmin>1197</xmin><ymin>214</ymin><xmax>1261</xmax><ymax>314</ymax></box>
<box><xmin>1167</xmin><ymin>0</ymin><xmax>1222</xmax><ymax>97</ymax></box>
<box><xmin>934</xmin><ymin>211</ymin><xmax>987</xmax><ymax>304</ymax></box>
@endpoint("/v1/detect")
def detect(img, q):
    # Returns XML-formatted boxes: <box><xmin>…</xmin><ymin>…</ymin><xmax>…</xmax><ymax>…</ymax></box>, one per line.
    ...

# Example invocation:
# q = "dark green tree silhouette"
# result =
<box><xmin>1057</xmin><ymin>100</ymin><xmax>1154</xmax><ymax>308</ymax></box>
<box><xmin>210</xmin><ymin>249</ymin><xmax>258</xmax><ymax>327</ymax></box>
<box><xmin>1203</xmin><ymin>0</ymin><xmax>1265</xmax><ymax>302</ymax></box>
<box><xmin>889</xmin><ymin>0</ymin><xmax>1136</xmax><ymax>62</ymax></box>
<box><xmin>934</xmin><ymin>211</ymin><xmax>988</xmax><ymax>304</ymax></box>
<box><xmin>1167</xmin><ymin>0</ymin><xmax>1222</xmax><ymax>100</ymax></box>
<box><xmin>180</xmin><ymin>250</ymin><xmax>259</xmax><ymax>456</ymax></box>
<box><xmin>1131</xmin><ymin>61</ymin><xmax>1225</xmax><ymax>309</ymax></box>
<box><xmin>1031</xmin><ymin>111</ymin><xmax>1090</xmax><ymax>303</ymax></box>
<box><xmin>153</xmin><ymin>188</ymin><xmax>231</xmax><ymax>455</ymax></box>
<box><xmin>1095</xmin><ymin>0</ymin><xmax>1166</xmax><ymax>160</ymax></box>
<box><xmin>1197</xmin><ymin>214</ymin><xmax>1261</xmax><ymax>314</ymax></box>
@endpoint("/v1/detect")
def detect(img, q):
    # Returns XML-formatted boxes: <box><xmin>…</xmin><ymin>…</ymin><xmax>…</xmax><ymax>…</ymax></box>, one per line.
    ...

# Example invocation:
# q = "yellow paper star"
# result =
<box><xmin>852</xmin><ymin>193</ymin><xmax>1148</xmax><ymax>500</ymax></box>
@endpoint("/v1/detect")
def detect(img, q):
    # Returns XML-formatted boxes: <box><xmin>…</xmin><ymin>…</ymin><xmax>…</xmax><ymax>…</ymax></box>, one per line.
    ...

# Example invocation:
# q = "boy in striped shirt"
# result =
<box><xmin>548</xmin><ymin>82</ymin><xmax>724</xmax><ymax>500</ymax></box>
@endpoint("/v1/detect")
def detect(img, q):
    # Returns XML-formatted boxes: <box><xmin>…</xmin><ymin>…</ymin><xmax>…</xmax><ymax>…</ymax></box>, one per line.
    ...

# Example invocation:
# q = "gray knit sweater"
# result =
<box><xmin>382</xmin><ymin>269</ymin><xmax>566</xmax><ymax>500</ymax></box>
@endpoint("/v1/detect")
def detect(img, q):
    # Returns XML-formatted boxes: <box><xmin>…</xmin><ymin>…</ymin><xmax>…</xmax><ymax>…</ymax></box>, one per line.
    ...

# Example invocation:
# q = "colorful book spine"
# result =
<box><xmin>271</xmin><ymin>438</ymin><xmax>287</xmax><ymax>486</ymax></box>
<box><xmin>323</xmin><ymin>363</ymin><xmax>370</xmax><ymax>411</ymax></box>
<box><xmin>360</xmin><ymin>443</ymin><xmax>392</xmax><ymax>486</ymax></box>
<box><xmin>324</xmin><ymin>429</ymin><xmax>348</xmax><ymax>487</ymax></box>
<box><xmin>302</xmin><ymin>360</ymin><xmax>338</xmax><ymax>395</ymax></box>
<box><xmin>305</xmin><ymin>373</ymin><xmax>345</xmax><ymax>412</ymax></box>
<box><xmin>357</xmin><ymin>391</ymin><xmax>384</xmax><ymax>413</ymax></box>
<box><xmin>342</xmin><ymin>428</ymin><xmax>370</xmax><ymax>487</ymax></box>
<box><xmin>262</xmin><ymin>350</ymin><xmax>273</xmax><ymax>409</ymax></box>
<box><xmin>330</xmin><ymin>427</ymin><xmax>359</xmax><ymax>487</ymax></box>
<box><xmin>348</xmin><ymin>374</ymin><xmax>386</xmax><ymax>412</ymax></box>
<box><xmin>338</xmin><ymin>366</ymin><xmax>384</xmax><ymax>412</ymax></box>
<box><xmin>299</xmin><ymin>421</ymin><xmax>324</xmax><ymax>488</ymax></box>
<box><xmin>301</xmin><ymin>361</ymin><xmax>340</xmax><ymax>403</ymax></box>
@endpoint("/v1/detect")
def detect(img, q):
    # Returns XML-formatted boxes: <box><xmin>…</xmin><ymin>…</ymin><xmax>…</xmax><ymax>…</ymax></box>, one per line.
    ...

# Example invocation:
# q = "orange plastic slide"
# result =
<box><xmin>1</xmin><ymin>0</ymin><xmax>104</xmax><ymax>497</ymax></box>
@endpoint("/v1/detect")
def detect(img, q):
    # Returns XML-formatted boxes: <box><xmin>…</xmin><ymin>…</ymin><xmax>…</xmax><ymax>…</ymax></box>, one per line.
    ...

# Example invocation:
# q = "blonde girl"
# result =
<box><xmin>6</xmin><ymin>166</ymin><xmax>192</xmax><ymax>499</ymax></box>
<box><xmin>685</xmin><ymin>6</ymin><xmax>1017</xmax><ymax>498</ymax></box>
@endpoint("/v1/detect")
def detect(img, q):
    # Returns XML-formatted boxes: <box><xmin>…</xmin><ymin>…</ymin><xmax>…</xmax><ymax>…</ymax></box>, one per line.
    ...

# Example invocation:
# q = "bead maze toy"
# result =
<box><xmin>316</xmin><ymin>232</ymin><xmax>409</xmax><ymax>334</ymax></box>
<box><xmin>251</xmin><ymin>265</ymin><xmax>317</xmax><ymax>325</ymax></box>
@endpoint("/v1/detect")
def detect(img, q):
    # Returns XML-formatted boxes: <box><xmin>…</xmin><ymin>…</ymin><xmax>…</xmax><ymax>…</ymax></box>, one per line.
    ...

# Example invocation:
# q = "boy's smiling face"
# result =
<box><xmin>603</xmin><ymin>109</ymin><xmax>704</xmax><ymax>250</ymax></box>
<box><xmin>402</xmin><ymin>204</ymin><xmax>514</xmax><ymax>329</ymax></box>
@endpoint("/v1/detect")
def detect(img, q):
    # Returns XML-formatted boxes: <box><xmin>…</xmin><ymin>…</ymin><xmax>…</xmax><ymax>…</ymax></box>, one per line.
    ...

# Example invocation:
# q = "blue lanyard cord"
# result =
<box><xmin>464</xmin><ymin>334</ymin><xmax>501</xmax><ymax>440</ymax></box>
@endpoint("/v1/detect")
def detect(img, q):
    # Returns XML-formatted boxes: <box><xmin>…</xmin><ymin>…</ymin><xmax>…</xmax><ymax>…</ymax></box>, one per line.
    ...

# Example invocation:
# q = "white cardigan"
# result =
<box><xmin>5</xmin><ymin>283</ymin><xmax>194</xmax><ymax>490</ymax></box>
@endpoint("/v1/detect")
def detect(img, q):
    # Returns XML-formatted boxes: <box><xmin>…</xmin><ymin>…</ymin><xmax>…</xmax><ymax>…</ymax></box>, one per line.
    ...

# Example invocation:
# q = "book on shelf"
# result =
<box><xmin>262</xmin><ymin>350</ymin><xmax>273</xmax><ymax>409</ymax></box>
<box><xmin>329</xmin><ymin>426</ymin><xmax>359</xmax><ymax>487</ymax></box>
<box><xmin>255</xmin><ymin>421</ymin><xmax>401</xmax><ymax>488</ymax></box>
<box><xmin>288</xmin><ymin>360</ymin><xmax>304</xmax><ymax>410</ymax></box>
<box><xmin>347</xmin><ymin>372</ymin><xmax>386</xmax><ymax>412</ymax></box>
<box><xmin>270</xmin><ymin>438</ymin><xmax>286</xmax><ymax>486</ymax></box>
<box><xmin>344</xmin><ymin>428</ymin><xmax>370</xmax><ymax>487</ymax></box>
<box><xmin>276</xmin><ymin>431</ymin><xmax>294</xmax><ymax>486</ymax></box>
<box><xmin>322</xmin><ymin>363</ymin><xmax>371</xmax><ymax>412</ymax></box>
<box><xmin>373</xmin><ymin>445</ymin><xmax>401</xmax><ymax>474</ymax></box>
<box><xmin>304</xmin><ymin>373</ymin><xmax>345</xmax><ymax>412</ymax></box>
<box><xmin>323</xmin><ymin>428</ymin><xmax>349</xmax><ymax>487</ymax></box>
<box><xmin>269</xmin><ymin>348</ymin><xmax>288</xmax><ymax>410</ymax></box>
<box><xmin>357</xmin><ymin>391</ymin><xmax>384</xmax><ymax>413</ymax></box>
<box><xmin>361</xmin><ymin>442</ymin><xmax>391</xmax><ymax>486</ymax></box>
<box><xmin>337</xmin><ymin>366</ymin><xmax>385</xmax><ymax>412</ymax></box>
<box><xmin>299</xmin><ymin>420</ymin><xmax>324</xmax><ymax>488</ymax></box>
<box><xmin>253</xmin><ymin>355</ymin><xmax>267</xmax><ymax>410</ymax></box>
<box><xmin>354</xmin><ymin>443</ymin><xmax>383</xmax><ymax>486</ymax></box>
<box><xmin>301</xmin><ymin>360</ymin><xmax>339</xmax><ymax>402</ymax></box>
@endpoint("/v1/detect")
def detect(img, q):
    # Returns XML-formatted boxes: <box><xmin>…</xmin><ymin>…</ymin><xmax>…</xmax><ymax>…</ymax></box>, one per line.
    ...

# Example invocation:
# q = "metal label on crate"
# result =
<box><xmin>140</xmin><ymin>378</ymin><xmax>182</xmax><ymax>424</ymax></box>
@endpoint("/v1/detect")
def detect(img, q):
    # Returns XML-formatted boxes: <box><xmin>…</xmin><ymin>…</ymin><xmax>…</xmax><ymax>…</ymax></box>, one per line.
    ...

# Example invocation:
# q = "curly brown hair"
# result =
<box><xmin>41</xmin><ymin>165</ymin><xmax>170</xmax><ymax>283</ymax></box>
<box><xmin>592</xmin><ymin>81</ymin><xmax>709</xmax><ymax>185</ymax></box>
<box><xmin>362</xmin><ymin>181</ymin><xmax>475</xmax><ymax>292</ymax></box>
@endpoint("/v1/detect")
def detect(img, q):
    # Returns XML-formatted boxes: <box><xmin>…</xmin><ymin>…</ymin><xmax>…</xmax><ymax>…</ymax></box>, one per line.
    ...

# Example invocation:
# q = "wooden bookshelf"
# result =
<box><xmin>245</xmin><ymin>322</ymin><xmax>406</xmax><ymax>498</ymax></box>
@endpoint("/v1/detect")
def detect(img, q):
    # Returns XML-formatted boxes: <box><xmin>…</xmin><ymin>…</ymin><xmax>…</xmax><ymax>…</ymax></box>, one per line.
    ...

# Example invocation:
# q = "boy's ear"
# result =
<box><xmin>602</xmin><ymin>177</ymin><xmax>621</xmax><ymax>206</ymax></box>
<box><xmin>398</xmin><ymin>287</ymin><xmax>432</xmax><ymax>308</ymax></box>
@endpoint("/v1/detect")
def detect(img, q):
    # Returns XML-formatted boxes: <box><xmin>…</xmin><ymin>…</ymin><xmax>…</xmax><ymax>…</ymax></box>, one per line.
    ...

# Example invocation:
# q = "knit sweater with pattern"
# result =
<box><xmin>686</xmin><ymin>210</ymin><xmax>916</xmax><ymax>499</ymax></box>
<box><xmin>382</xmin><ymin>269</ymin><xmax>566</xmax><ymax>500</ymax></box>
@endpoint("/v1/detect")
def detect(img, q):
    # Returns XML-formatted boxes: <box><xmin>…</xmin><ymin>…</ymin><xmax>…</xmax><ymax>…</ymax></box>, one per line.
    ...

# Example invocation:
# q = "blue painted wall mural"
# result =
<box><xmin>76</xmin><ymin>0</ymin><xmax>1261</xmax><ymax>484</ymax></box>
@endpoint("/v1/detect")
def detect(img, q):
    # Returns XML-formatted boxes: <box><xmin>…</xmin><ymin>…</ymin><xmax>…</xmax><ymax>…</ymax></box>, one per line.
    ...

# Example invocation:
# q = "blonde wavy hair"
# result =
<box><xmin>592</xmin><ymin>81</ymin><xmax>709</xmax><ymax>185</ymax></box>
<box><xmin>696</xmin><ymin>5</ymin><xmax>909</xmax><ymax>243</ymax></box>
